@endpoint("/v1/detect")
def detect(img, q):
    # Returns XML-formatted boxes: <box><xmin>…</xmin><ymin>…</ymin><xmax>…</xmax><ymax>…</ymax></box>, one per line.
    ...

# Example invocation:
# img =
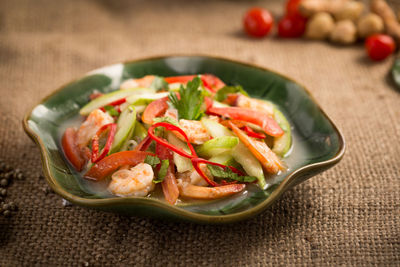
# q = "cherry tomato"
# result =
<box><xmin>243</xmin><ymin>7</ymin><xmax>274</xmax><ymax>38</ymax></box>
<box><xmin>365</xmin><ymin>34</ymin><xmax>396</xmax><ymax>61</ymax></box>
<box><xmin>286</xmin><ymin>0</ymin><xmax>303</xmax><ymax>16</ymax></box>
<box><xmin>278</xmin><ymin>14</ymin><xmax>306</xmax><ymax>38</ymax></box>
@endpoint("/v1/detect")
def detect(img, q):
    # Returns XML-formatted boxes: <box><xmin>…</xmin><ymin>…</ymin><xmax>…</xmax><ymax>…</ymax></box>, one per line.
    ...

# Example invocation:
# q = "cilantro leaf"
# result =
<box><xmin>207</xmin><ymin>165</ymin><xmax>257</xmax><ymax>183</ymax></box>
<box><xmin>153</xmin><ymin>159</ymin><xmax>169</xmax><ymax>183</ymax></box>
<box><xmin>214</xmin><ymin>85</ymin><xmax>249</xmax><ymax>102</ymax></box>
<box><xmin>144</xmin><ymin>155</ymin><xmax>160</xmax><ymax>168</ymax></box>
<box><xmin>150</xmin><ymin>76</ymin><xmax>168</xmax><ymax>91</ymax></box>
<box><xmin>168</xmin><ymin>77</ymin><xmax>204</xmax><ymax>120</ymax></box>
<box><xmin>103</xmin><ymin>105</ymin><xmax>119</xmax><ymax>116</ymax></box>
<box><xmin>152</xmin><ymin>116</ymin><xmax>180</xmax><ymax>127</ymax></box>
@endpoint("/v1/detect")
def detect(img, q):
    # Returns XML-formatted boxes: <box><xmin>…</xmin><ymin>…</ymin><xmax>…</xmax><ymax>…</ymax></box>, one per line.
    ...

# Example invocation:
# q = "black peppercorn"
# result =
<box><xmin>2</xmin><ymin>203</ymin><xmax>9</xmax><ymax>210</ymax></box>
<box><xmin>0</xmin><ymin>188</ymin><xmax>6</xmax><ymax>196</ymax></box>
<box><xmin>0</xmin><ymin>179</ymin><xmax>8</xmax><ymax>187</ymax></box>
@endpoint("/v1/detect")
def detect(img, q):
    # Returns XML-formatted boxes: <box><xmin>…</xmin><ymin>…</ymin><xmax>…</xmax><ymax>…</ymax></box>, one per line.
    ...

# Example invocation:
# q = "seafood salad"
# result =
<box><xmin>61</xmin><ymin>74</ymin><xmax>292</xmax><ymax>205</ymax></box>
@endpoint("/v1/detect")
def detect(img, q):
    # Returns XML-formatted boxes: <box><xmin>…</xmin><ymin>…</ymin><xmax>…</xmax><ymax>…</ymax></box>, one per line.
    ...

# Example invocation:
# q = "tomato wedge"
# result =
<box><xmin>62</xmin><ymin>128</ymin><xmax>87</xmax><ymax>171</ymax></box>
<box><xmin>229</xmin><ymin>122</ymin><xmax>285</xmax><ymax>174</ymax></box>
<box><xmin>84</xmin><ymin>150</ymin><xmax>154</xmax><ymax>181</ymax></box>
<box><xmin>208</xmin><ymin>106</ymin><xmax>284</xmax><ymax>137</ymax></box>
<box><xmin>141</xmin><ymin>97</ymin><xmax>169</xmax><ymax>125</ymax></box>
<box><xmin>156</xmin><ymin>143</ymin><xmax>179</xmax><ymax>205</ymax></box>
<box><xmin>164</xmin><ymin>75</ymin><xmax>197</xmax><ymax>84</ymax></box>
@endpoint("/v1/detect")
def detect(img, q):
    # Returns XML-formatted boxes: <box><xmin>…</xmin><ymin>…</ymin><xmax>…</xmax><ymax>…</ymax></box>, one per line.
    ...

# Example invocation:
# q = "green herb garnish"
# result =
<box><xmin>207</xmin><ymin>165</ymin><xmax>257</xmax><ymax>183</ymax></box>
<box><xmin>103</xmin><ymin>105</ymin><xmax>119</xmax><ymax>116</ymax></box>
<box><xmin>214</xmin><ymin>85</ymin><xmax>248</xmax><ymax>102</ymax></box>
<box><xmin>144</xmin><ymin>155</ymin><xmax>160</xmax><ymax>168</ymax></box>
<box><xmin>152</xmin><ymin>116</ymin><xmax>180</xmax><ymax>127</ymax></box>
<box><xmin>168</xmin><ymin>77</ymin><xmax>204</xmax><ymax>120</ymax></box>
<box><xmin>153</xmin><ymin>159</ymin><xmax>169</xmax><ymax>183</ymax></box>
<box><xmin>150</xmin><ymin>76</ymin><xmax>169</xmax><ymax>91</ymax></box>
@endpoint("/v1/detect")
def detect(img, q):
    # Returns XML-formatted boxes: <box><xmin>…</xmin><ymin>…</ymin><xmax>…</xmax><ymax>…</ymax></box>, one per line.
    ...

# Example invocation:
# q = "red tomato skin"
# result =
<box><xmin>243</xmin><ymin>7</ymin><xmax>274</xmax><ymax>38</ymax></box>
<box><xmin>278</xmin><ymin>14</ymin><xmax>306</xmax><ymax>38</ymax></box>
<box><xmin>141</xmin><ymin>97</ymin><xmax>169</xmax><ymax>125</ymax></box>
<box><xmin>286</xmin><ymin>0</ymin><xmax>303</xmax><ymax>17</ymax></box>
<box><xmin>62</xmin><ymin>128</ymin><xmax>87</xmax><ymax>171</ymax></box>
<box><xmin>84</xmin><ymin>151</ymin><xmax>154</xmax><ymax>180</ymax></box>
<box><xmin>365</xmin><ymin>34</ymin><xmax>396</xmax><ymax>61</ymax></box>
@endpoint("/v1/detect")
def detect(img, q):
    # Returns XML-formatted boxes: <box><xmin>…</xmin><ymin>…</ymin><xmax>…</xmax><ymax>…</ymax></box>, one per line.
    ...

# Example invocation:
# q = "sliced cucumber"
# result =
<box><xmin>201</xmin><ymin>117</ymin><xmax>266</xmax><ymax>188</ymax></box>
<box><xmin>201</xmin><ymin>118</ymin><xmax>234</xmax><ymax>137</ymax></box>
<box><xmin>80</xmin><ymin>88</ymin><xmax>154</xmax><ymax>116</ymax></box>
<box><xmin>259</xmin><ymin>100</ymin><xmax>292</xmax><ymax>157</ymax></box>
<box><xmin>167</xmin><ymin>132</ymin><xmax>192</xmax><ymax>173</ymax></box>
<box><xmin>209</xmin><ymin>152</ymin><xmax>240</xmax><ymax>169</ymax></box>
<box><xmin>232</xmin><ymin>142</ymin><xmax>266</xmax><ymax>189</ymax></box>
<box><xmin>119</xmin><ymin>127</ymin><xmax>136</xmax><ymax>151</ymax></box>
<box><xmin>272</xmin><ymin>107</ymin><xmax>292</xmax><ymax>157</ymax></box>
<box><xmin>133</xmin><ymin>121</ymin><xmax>148</xmax><ymax>142</ymax></box>
<box><xmin>110</xmin><ymin>105</ymin><xmax>136</xmax><ymax>153</ymax></box>
<box><xmin>126</xmin><ymin>92</ymin><xmax>169</xmax><ymax>106</ymax></box>
<box><xmin>196</xmin><ymin>136</ymin><xmax>239</xmax><ymax>158</ymax></box>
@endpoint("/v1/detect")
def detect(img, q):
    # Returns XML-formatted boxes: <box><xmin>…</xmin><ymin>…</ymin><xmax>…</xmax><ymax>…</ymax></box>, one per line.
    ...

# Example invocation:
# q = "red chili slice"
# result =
<box><xmin>147</xmin><ymin>122</ymin><xmax>247</xmax><ymax>188</ymax></box>
<box><xmin>147</xmin><ymin>122</ymin><xmax>197</xmax><ymax>159</ymax></box>
<box><xmin>220</xmin><ymin>120</ymin><xmax>266</xmax><ymax>139</ymax></box>
<box><xmin>134</xmin><ymin>135</ymin><xmax>152</xmax><ymax>152</ymax></box>
<box><xmin>200</xmin><ymin>77</ymin><xmax>215</xmax><ymax>93</ymax></box>
<box><xmin>108</xmin><ymin>98</ymin><xmax>126</xmax><ymax>106</ymax></box>
<box><xmin>242</xmin><ymin>126</ymin><xmax>266</xmax><ymax>139</ymax></box>
<box><xmin>100</xmin><ymin>98</ymin><xmax>127</xmax><ymax>113</ymax></box>
<box><xmin>91</xmin><ymin>123</ymin><xmax>117</xmax><ymax>163</ymax></box>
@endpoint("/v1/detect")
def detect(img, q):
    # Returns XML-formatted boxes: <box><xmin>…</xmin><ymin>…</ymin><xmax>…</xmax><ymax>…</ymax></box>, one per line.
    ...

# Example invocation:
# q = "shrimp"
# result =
<box><xmin>190</xmin><ymin>164</ymin><xmax>212</xmax><ymax>187</ymax></box>
<box><xmin>177</xmin><ymin>119</ymin><xmax>211</xmax><ymax>145</ymax></box>
<box><xmin>177</xmin><ymin>175</ymin><xmax>245</xmax><ymax>200</ymax></box>
<box><xmin>165</xmin><ymin>111</ymin><xmax>212</xmax><ymax>145</ymax></box>
<box><xmin>120</xmin><ymin>75</ymin><xmax>155</xmax><ymax>90</ymax></box>
<box><xmin>108</xmin><ymin>163</ymin><xmax>155</xmax><ymax>197</ymax></box>
<box><xmin>176</xmin><ymin>164</ymin><xmax>211</xmax><ymax>187</ymax></box>
<box><xmin>76</xmin><ymin>109</ymin><xmax>114</xmax><ymax>148</ymax></box>
<box><xmin>176</xmin><ymin>167</ymin><xmax>244</xmax><ymax>200</ymax></box>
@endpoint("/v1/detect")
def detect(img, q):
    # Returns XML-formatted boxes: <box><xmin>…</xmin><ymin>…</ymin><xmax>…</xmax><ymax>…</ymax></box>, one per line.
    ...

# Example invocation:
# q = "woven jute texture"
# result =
<box><xmin>0</xmin><ymin>0</ymin><xmax>399</xmax><ymax>266</ymax></box>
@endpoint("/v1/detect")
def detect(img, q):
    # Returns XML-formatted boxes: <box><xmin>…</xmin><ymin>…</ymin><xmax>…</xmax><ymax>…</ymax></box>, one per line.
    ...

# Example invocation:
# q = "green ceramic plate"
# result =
<box><xmin>23</xmin><ymin>55</ymin><xmax>345</xmax><ymax>224</ymax></box>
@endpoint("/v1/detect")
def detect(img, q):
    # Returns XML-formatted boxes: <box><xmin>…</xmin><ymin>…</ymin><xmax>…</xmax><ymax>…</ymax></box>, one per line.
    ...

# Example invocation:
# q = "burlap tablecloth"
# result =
<box><xmin>0</xmin><ymin>0</ymin><xmax>399</xmax><ymax>266</ymax></box>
